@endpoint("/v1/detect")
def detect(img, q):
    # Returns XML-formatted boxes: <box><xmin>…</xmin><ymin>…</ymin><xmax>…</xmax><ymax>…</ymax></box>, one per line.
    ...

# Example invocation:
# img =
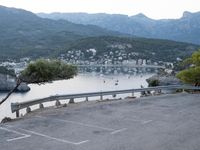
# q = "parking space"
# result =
<box><xmin>1</xmin><ymin>93</ymin><xmax>200</xmax><ymax>150</ymax></box>
<box><xmin>1</xmin><ymin>115</ymin><xmax>130</xmax><ymax>145</ymax></box>
<box><xmin>0</xmin><ymin>127</ymin><xmax>30</xmax><ymax>142</ymax></box>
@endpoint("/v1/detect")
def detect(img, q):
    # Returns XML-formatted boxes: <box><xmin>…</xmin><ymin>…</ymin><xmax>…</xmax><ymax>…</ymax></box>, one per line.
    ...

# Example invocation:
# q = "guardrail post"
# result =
<box><xmin>63</xmin><ymin>103</ymin><xmax>67</xmax><ymax>107</ymax></box>
<box><xmin>69</xmin><ymin>98</ymin><xmax>75</xmax><ymax>104</ymax></box>
<box><xmin>39</xmin><ymin>103</ymin><xmax>44</xmax><ymax>109</ymax></box>
<box><xmin>55</xmin><ymin>100</ymin><xmax>61</xmax><ymax>106</ymax></box>
<box><xmin>85</xmin><ymin>97</ymin><xmax>89</xmax><ymax>102</ymax></box>
<box><xmin>132</xmin><ymin>92</ymin><xmax>134</xmax><ymax>97</ymax></box>
<box><xmin>100</xmin><ymin>95</ymin><xmax>103</xmax><ymax>100</ymax></box>
<box><xmin>26</xmin><ymin>107</ymin><xmax>31</xmax><ymax>113</ymax></box>
<box><xmin>16</xmin><ymin>110</ymin><xmax>19</xmax><ymax>118</ymax></box>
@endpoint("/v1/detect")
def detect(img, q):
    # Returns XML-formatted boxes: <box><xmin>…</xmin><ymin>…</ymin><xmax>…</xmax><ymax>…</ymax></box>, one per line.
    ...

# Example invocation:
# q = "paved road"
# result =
<box><xmin>0</xmin><ymin>93</ymin><xmax>200</xmax><ymax>150</ymax></box>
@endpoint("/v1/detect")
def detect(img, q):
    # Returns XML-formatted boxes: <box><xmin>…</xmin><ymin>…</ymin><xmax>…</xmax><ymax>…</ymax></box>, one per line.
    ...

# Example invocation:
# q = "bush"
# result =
<box><xmin>19</xmin><ymin>59</ymin><xmax>78</xmax><ymax>83</ymax></box>
<box><xmin>148</xmin><ymin>79</ymin><xmax>160</xmax><ymax>87</ymax></box>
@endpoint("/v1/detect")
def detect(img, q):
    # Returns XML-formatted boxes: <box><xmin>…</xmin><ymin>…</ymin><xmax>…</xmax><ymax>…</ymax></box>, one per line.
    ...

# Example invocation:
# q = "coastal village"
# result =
<box><xmin>0</xmin><ymin>48</ymin><xmax>175</xmax><ymax>75</ymax></box>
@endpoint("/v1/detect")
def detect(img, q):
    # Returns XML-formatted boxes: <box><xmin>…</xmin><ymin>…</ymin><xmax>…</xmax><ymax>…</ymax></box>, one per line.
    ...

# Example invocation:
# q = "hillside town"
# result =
<box><xmin>0</xmin><ymin>48</ymin><xmax>174</xmax><ymax>75</ymax></box>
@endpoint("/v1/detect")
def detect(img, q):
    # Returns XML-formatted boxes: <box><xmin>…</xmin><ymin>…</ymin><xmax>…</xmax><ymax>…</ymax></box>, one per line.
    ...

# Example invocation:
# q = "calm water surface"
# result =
<box><xmin>0</xmin><ymin>73</ymin><xmax>153</xmax><ymax>121</ymax></box>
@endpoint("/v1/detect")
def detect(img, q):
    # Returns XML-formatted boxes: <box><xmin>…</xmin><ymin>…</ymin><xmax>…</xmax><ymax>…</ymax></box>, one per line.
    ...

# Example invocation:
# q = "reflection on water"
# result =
<box><xmin>79</xmin><ymin>66</ymin><xmax>158</xmax><ymax>75</ymax></box>
<box><xmin>0</xmin><ymin>72</ymin><xmax>154</xmax><ymax>121</ymax></box>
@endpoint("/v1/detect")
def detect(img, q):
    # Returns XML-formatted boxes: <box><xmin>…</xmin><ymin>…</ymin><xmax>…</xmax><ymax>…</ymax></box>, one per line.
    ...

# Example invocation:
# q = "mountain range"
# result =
<box><xmin>0</xmin><ymin>5</ymin><xmax>120</xmax><ymax>60</ymax></box>
<box><xmin>38</xmin><ymin>11</ymin><xmax>200</xmax><ymax>45</ymax></box>
<box><xmin>0</xmin><ymin>5</ymin><xmax>199</xmax><ymax>62</ymax></box>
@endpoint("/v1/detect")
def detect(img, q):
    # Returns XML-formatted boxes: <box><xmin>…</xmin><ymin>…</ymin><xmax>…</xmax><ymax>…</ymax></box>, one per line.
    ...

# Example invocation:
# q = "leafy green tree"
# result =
<box><xmin>0</xmin><ymin>59</ymin><xmax>78</xmax><ymax>105</ymax></box>
<box><xmin>176</xmin><ymin>50</ymin><xmax>200</xmax><ymax>86</ymax></box>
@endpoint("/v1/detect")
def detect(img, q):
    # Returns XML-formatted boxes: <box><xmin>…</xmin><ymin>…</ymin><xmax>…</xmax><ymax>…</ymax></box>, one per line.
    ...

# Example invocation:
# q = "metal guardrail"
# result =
<box><xmin>11</xmin><ymin>85</ymin><xmax>200</xmax><ymax>118</ymax></box>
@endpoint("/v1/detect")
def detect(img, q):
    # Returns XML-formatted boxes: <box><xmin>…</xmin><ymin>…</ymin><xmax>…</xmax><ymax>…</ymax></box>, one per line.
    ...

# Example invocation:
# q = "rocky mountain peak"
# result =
<box><xmin>182</xmin><ymin>11</ymin><xmax>193</xmax><ymax>18</ymax></box>
<box><xmin>131</xmin><ymin>13</ymin><xmax>149</xmax><ymax>19</ymax></box>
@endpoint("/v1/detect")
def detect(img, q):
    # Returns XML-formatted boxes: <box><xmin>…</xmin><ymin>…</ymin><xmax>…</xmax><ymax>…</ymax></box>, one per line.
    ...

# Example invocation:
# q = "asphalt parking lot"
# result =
<box><xmin>0</xmin><ymin>93</ymin><xmax>200</xmax><ymax>150</ymax></box>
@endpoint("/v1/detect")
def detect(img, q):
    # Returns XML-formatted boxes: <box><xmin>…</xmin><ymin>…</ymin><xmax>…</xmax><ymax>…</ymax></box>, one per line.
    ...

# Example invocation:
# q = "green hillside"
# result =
<box><xmin>0</xmin><ymin>5</ymin><xmax>120</xmax><ymax>60</ymax></box>
<box><xmin>66</xmin><ymin>36</ymin><xmax>199</xmax><ymax>62</ymax></box>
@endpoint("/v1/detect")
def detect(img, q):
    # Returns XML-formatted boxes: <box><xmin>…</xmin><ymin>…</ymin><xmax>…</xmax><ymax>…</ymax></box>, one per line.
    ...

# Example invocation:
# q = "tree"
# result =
<box><xmin>176</xmin><ymin>50</ymin><xmax>200</xmax><ymax>86</ymax></box>
<box><xmin>0</xmin><ymin>59</ymin><xmax>78</xmax><ymax>105</ymax></box>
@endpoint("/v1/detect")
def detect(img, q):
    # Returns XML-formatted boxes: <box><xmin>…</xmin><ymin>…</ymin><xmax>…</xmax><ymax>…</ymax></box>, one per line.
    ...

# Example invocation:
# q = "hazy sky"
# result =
<box><xmin>0</xmin><ymin>0</ymin><xmax>200</xmax><ymax>19</ymax></box>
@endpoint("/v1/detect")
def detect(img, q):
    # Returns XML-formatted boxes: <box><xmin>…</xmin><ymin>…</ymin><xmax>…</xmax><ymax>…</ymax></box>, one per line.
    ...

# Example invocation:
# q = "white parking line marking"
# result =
<box><xmin>125</xmin><ymin>119</ymin><xmax>142</xmax><ymax>122</ymax></box>
<box><xmin>19</xmin><ymin>128</ymin><xmax>90</xmax><ymax>145</ymax></box>
<box><xmin>124</xmin><ymin>118</ymin><xmax>153</xmax><ymax>124</ymax></box>
<box><xmin>0</xmin><ymin>127</ymin><xmax>31</xmax><ymax>142</ymax></box>
<box><xmin>142</xmin><ymin>120</ymin><xmax>153</xmax><ymax>124</ymax></box>
<box><xmin>36</xmin><ymin>116</ymin><xmax>129</xmax><ymax>136</ymax></box>
<box><xmin>36</xmin><ymin>116</ymin><xmax>115</xmax><ymax>131</ymax></box>
<box><xmin>4</xmin><ymin>125</ymin><xmax>89</xmax><ymax>145</ymax></box>
<box><xmin>111</xmin><ymin>128</ymin><xmax>127</xmax><ymax>135</ymax></box>
<box><xmin>75</xmin><ymin>140</ymin><xmax>90</xmax><ymax>145</ymax></box>
<box><xmin>7</xmin><ymin>135</ymin><xmax>31</xmax><ymax>142</ymax></box>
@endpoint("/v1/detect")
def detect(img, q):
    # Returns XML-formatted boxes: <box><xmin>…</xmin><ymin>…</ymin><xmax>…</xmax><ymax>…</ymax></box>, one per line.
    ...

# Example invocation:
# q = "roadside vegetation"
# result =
<box><xmin>176</xmin><ymin>50</ymin><xmax>200</xmax><ymax>86</ymax></box>
<box><xmin>148</xmin><ymin>79</ymin><xmax>160</xmax><ymax>87</ymax></box>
